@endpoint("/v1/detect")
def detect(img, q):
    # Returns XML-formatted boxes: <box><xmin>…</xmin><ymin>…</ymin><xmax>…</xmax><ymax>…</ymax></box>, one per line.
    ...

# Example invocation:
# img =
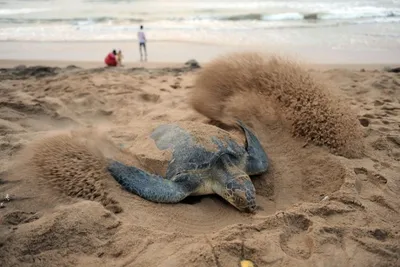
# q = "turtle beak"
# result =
<box><xmin>231</xmin><ymin>190</ymin><xmax>257</xmax><ymax>213</ymax></box>
<box><xmin>247</xmin><ymin>203</ymin><xmax>257</xmax><ymax>213</ymax></box>
<box><xmin>242</xmin><ymin>200</ymin><xmax>257</xmax><ymax>213</ymax></box>
<box><xmin>236</xmin><ymin>203</ymin><xmax>257</xmax><ymax>213</ymax></box>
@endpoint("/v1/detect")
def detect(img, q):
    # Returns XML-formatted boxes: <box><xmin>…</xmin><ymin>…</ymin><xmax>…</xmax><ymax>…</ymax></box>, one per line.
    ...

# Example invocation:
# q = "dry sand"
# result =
<box><xmin>0</xmin><ymin>54</ymin><xmax>399</xmax><ymax>267</ymax></box>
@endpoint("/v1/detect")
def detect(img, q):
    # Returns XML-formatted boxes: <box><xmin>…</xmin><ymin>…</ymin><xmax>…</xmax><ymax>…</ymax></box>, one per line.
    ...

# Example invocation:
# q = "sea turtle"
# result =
<box><xmin>107</xmin><ymin>120</ymin><xmax>269</xmax><ymax>212</ymax></box>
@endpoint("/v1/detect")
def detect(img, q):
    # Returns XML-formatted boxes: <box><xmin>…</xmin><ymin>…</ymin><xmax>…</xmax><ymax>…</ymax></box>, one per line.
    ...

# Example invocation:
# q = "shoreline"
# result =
<box><xmin>0</xmin><ymin>59</ymin><xmax>397</xmax><ymax>71</ymax></box>
<box><xmin>0</xmin><ymin>41</ymin><xmax>399</xmax><ymax>66</ymax></box>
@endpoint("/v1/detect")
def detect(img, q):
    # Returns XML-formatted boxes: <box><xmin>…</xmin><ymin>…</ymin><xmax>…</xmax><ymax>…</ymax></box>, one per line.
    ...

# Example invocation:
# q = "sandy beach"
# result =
<box><xmin>0</xmin><ymin>50</ymin><xmax>399</xmax><ymax>267</ymax></box>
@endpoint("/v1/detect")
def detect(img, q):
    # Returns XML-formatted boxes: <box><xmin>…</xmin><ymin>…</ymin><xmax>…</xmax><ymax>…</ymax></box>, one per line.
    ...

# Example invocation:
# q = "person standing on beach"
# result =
<box><xmin>138</xmin><ymin>25</ymin><xmax>147</xmax><ymax>61</ymax></box>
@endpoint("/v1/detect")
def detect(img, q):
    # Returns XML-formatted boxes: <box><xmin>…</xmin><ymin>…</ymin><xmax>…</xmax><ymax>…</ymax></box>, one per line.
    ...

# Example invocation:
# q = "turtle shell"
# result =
<box><xmin>130</xmin><ymin>121</ymin><xmax>246</xmax><ymax>179</ymax></box>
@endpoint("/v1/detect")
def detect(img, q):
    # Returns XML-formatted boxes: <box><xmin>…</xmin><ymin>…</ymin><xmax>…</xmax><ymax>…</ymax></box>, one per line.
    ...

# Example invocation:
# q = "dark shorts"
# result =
<box><xmin>139</xmin><ymin>42</ymin><xmax>146</xmax><ymax>48</ymax></box>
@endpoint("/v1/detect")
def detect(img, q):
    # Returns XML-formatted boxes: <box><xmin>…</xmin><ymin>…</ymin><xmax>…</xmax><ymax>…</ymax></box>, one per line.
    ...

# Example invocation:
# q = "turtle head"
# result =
<box><xmin>212</xmin><ymin>166</ymin><xmax>256</xmax><ymax>213</ymax></box>
<box><xmin>223</xmin><ymin>174</ymin><xmax>257</xmax><ymax>212</ymax></box>
<box><xmin>212</xmin><ymin>154</ymin><xmax>257</xmax><ymax>213</ymax></box>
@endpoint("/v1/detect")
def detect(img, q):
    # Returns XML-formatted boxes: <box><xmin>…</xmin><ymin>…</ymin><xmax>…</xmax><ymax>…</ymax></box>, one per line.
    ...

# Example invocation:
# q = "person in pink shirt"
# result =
<box><xmin>104</xmin><ymin>49</ymin><xmax>117</xmax><ymax>67</ymax></box>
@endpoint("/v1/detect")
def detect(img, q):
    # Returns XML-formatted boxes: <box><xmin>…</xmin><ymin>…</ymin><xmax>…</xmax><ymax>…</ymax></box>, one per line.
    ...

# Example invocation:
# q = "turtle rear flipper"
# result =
<box><xmin>107</xmin><ymin>161</ymin><xmax>197</xmax><ymax>203</ymax></box>
<box><xmin>237</xmin><ymin>121</ymin><xmax>269</xmax><ymax>175</ymax></box>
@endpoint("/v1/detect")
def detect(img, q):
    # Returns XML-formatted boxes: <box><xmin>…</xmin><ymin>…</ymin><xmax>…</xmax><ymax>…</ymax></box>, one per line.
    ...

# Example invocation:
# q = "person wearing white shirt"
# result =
<box><xmin>137</xmin><ymin>25</ymin><xmax>147</xmax><ymax>61</ymax></box>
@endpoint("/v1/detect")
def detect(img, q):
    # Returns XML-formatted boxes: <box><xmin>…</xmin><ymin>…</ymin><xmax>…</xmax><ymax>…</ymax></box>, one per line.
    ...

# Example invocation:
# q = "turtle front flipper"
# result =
<box><xmin>107</xmin><ymin>160</ymin><xmax>197</xmax><ymax>203</ymax></box>
<box><xmin>237</xmin><ymin>121</ymin><xmax>269</xmax><ymax>175</ymax></box>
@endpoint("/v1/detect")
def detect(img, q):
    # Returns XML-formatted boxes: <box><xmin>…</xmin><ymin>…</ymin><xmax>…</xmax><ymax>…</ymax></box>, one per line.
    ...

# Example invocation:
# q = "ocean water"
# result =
<box><xmin>0</xmin><ymin>0</ymin><xmax>399</xmax><ymax>51</ymax></box>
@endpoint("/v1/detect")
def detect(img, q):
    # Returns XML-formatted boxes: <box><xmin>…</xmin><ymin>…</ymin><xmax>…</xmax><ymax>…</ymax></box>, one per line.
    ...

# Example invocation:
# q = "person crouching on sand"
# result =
<box><xmin>116</xmin><ymin>49</ymin><xmax>124</xmax><ymax>66</ymax></box>
<box><xmin>104</xmin><ymin>49</ymin><xmax>117</xmax><ymax>67</ymax></box>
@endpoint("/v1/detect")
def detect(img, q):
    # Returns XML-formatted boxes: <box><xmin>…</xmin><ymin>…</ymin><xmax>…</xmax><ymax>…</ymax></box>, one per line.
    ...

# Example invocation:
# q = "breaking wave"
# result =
<box><xmin>0</xmin><ymin>7</ymin><xmax>399</xmax><ymax>25</ymax></box>
<box><xmin>0</xmin><ymin>8</ymin><xmax>52</xmax><ymax>15</ymax></box>
<box><xmin>196</xmin><ymin>8</ymin><xmax>400</xmax><ymax>22</ymax></box>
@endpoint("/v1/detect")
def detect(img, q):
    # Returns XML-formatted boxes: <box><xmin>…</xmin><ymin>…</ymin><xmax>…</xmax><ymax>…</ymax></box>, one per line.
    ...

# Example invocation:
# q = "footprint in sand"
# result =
<box><xmin>381</xmin><ymin>104</ymin><xmax>399</xmax><ymax>117</ymax></box>
<box><xmin>371</xmin><ymin>135</ymin><xmax>400</xmax><ymax>160</ymax></box>
<box><xmin>387</xmin><ymin>136</ymin><xmax>400</xmax><ymax>147</ymax></box>
<box><xmin>279</xmin><ymin>213</ymin><xmax>314</xmax><ymax>260</ymax></box>
<box><xmin>1</xmin><ymin>210</ymin><xmax>40</xmax><ymax>226</ymax></box>
<box><xmin>371</xmin><ymin>137</ymin><xmax>391</xmax><ymax>151</ymax></box>
<box><xmin>358</xmin><ymin>118</ymin><xmax>370</xmax><ymax>127</ymax></box>
<box><xmin>139</xmin><ymin>93</ymin><xmax>161</xmax><ymax>103</ymax></box>
<box><xmin>349</xmin><ymin>227</ymin><xmax>399</xmax><ymax>262</ymax></box>
<box><xmin>354</xmin><ymin>167</ymin><xmax>387</xmax><ymax>188</ymax></box>
<box><xmin>359</xmin><ymin>112</ymin><xmax>396</xmax><ymax>129</ymax></box>
<box><xmin>353</xmin><ymin>167</ymin><xmax>395</xmax><ymax>212</ymax></box>
<box><xmin>170</xmin><ymin>83</ymin><xmax>181</xmax><ymax>89</ymax></box>
<box><xmin>315</xmin><ymin>226</ymin><xmax>345</xmax><ymax>251</ymax></box>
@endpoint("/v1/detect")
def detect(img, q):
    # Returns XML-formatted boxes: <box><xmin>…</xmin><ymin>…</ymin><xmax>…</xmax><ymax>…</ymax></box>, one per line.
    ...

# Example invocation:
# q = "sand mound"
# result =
<box><xmin>191</xmin><ymin>52</ymin><xmax>365</xmax><ymax>158</ymax></box>
<box><xmin>0</xmin><ymin>201</ymin><xmax>121</xmax><ymax>267</ymax></box>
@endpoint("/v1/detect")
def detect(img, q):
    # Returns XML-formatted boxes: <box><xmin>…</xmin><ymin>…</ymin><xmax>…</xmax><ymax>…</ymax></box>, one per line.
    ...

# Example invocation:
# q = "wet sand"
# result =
<box><xmin>1</xmin><ymin>40</ymin><xmax>400</xmax><ymax>65</ymax></box>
